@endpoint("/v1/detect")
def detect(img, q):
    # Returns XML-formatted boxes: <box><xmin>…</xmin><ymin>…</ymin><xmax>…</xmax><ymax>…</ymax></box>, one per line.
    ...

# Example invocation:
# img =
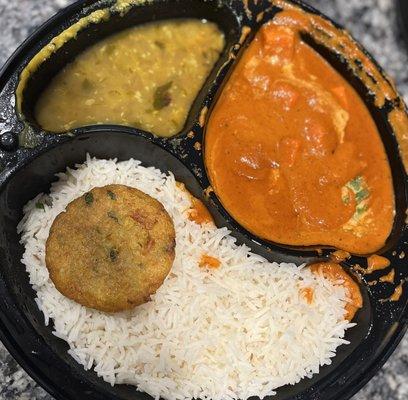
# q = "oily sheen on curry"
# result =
<box><xmin>205</xmin><ymin>15</ymin><xmax>394</xmax><ymax>254</ymax></box>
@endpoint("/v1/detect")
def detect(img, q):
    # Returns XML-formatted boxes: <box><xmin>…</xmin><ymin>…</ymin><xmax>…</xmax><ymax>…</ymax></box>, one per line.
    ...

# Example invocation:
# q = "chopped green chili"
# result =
<box><xmin>84</xmin><ymin>192</ymin><xmax>94</xmax><ymax>205</ymax></box>
<box><xmin>355</xmin><ymin>188</ymin><xmax>369</xmax><ymax>203</ymax></box>
<box><xmin>107</xmin><ymin>190</ymin><xmax>117</xmax><ymax>200</ymax></box>
<box><xmin>355</xmin><ymin>204</ymin><xmax>368</xmax><ymax>217</ymax></box>
<box><xmin>35</xmin><ymin>202</ymin><xmax>45</xmax><ymax>210</ymax></box>
<box><xmin>109</xmin><ymin>248</ymin><xmax>119</xmax><ymax>262</ymax></box>
<box><xmin>153</xmin><ymin>81</ymin><xmax>173</xmax><ymax>110</ymax></box>
<box><xmin>343</xmin><ymin>175</ymin><xmax>371</xmax><ymax>224</ymax></box>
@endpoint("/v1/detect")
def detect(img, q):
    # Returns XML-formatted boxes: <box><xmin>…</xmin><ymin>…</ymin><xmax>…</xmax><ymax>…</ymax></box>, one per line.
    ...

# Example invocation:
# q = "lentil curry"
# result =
<box><xmin>205</xmin><ymin>17</ymin><xmax>395</xmax><ymax>254</ymax></box>
<box><xmin>35</xmin><ymin>19</ymin><xmax>225</xmax><ymax>137</ymax></box>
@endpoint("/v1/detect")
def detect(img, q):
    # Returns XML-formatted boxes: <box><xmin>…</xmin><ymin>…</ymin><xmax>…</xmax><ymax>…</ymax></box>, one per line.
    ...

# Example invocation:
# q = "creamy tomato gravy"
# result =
<box><xmin>205</xmin><ymin>18</ymin><xmax>395</xmax><ymax>254</ymax></box>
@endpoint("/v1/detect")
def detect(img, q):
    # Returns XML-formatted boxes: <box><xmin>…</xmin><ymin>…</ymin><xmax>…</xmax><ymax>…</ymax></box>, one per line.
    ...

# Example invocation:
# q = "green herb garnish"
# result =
<box><xmin>107</xmin><ymin>211</ymin><xmax>118</xmax><ymax>222</ymax></box>
<box><xmin>347</xmin><ymin>175</ymin><xmax>363</xmax><ymax>192</ymax></box>
<box><xmin>109</xmin><ymin>248</ymin><xmax>119</xmax><ymax>262</ymax></box>
<box><xmin>84</xmin><ymin>192</ymin><xmax>94</xmax><ymax>205</ymax></box>
<box><xmin>153</xmin><ymin>81</ymin><xmax>173</xmax><ymax>110</ymax></box>
<box><xmin>355</xmin><ymin>188</ymin><xmax>369</xmax><ymax>202</ymax></box>
<box><xmin>107</xmin><ymin>190</ymin><xmax>117</xmax><ymax>200</ymax></box>
<box><xmin>344</xmin><ymin>175</ymin><xmax>370</xmax><ymax>206</ymax></box>
<box><xmin>341</xmin><ymin>191</ymin><xmax>351</xmax><ymax>205</ymax></box>
<box><xmin>342</xmin><ymin>175</ymin><xmax>371</xmax><ymax>227</ymax></box>
<box><xmin>35</xmin><ymin>202</ymin><xmax>45</xmax><ymax>210</ymax></box>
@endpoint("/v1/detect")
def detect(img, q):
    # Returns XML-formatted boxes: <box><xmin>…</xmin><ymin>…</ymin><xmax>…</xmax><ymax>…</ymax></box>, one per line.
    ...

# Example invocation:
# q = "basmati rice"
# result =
<box><xmin>18</xmin><ymin>155</ymin><xmax>355</xmax><ymax>400</ymax></box>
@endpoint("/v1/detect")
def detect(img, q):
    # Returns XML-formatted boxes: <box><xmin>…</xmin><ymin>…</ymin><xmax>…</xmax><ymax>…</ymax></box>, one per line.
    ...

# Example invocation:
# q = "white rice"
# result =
<box><xmin>18</xmin><ymin>155</ymin><xmax>355</xmax><ymax>400</ymax></box>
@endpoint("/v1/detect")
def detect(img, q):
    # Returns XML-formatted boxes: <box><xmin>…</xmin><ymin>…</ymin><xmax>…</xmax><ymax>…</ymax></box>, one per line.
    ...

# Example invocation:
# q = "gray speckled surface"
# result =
<box><xmin>0</xmin><ymin>0</ymin><xmax>407</xmax><ymax>399</ymax></box>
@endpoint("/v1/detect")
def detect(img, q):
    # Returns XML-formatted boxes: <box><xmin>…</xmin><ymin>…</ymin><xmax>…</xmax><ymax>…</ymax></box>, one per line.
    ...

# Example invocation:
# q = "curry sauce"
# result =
<box><xmin>35</xmin><ymin>19</ymin><xmax>224</xmax><ymax>137</ymax></box>
<box><xmin>205</xmin><ymin>19</ymin><xmax>395</xmax><ymax>254</ymax></box>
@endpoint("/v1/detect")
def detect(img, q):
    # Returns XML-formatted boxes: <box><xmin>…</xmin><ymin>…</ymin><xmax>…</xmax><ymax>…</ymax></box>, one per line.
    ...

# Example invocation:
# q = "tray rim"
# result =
<box><xmin>0</xmin><ymin>0</ymin><xmax>407</xmax><ymax>400</ymax></box>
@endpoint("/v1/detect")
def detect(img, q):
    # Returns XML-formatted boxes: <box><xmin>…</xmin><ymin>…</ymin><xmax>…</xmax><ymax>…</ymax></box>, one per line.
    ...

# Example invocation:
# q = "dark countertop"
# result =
<box><xmin>0</xmin><ymin>0</ymin><xmax>407</xmax><ymax>399</ymax></box>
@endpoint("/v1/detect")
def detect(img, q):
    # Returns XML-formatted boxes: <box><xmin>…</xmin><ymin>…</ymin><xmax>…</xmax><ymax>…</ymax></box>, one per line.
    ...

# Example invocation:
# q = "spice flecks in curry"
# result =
<box><xmin>331</xmin><ymin>250</ymin><xmax>351</xmax><ymax>263</ymax></box>
<box><xmin>16</xmin><ymin>9</ymin><xmax>111</xmax><ymax>114</ymax></box>
<box><xmin>35</xmin><ymin>19</ymin><xmax>225</xmax><ymax>137</ymax></box>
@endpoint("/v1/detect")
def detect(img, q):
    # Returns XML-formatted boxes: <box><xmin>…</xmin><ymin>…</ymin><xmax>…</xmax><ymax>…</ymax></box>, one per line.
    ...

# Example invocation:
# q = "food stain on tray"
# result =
<box><xmin>380</xmin><ymin>281</ymin><xmax>405</xmax><ymax>303</ymax></box>
<box><xmin>205</xmin><ymin>14</ymin><xmax>395</xmax><ymax>254</ymax></box>
<box><xmin>366</xmin><ymin>254</ymin><xmax>391</xmax><ymax>273</ymax></box>
<box><xmin>34</xmin><ymin>19</ymin><xmax>225</xmax><ymax>136</ymax></box>
<box><xmin>309</xmin><ymin>262</ymin><xmax>363</xmax><ymax>320</ymax></box>
<box><xmin>389</xmin><ymin>282</ymin><xmax>404</xmax><ymax>301</ymax></box>
<box><xmin>379</xmin><ymin>269</ymin><xmax>395</xmax><ymax>283</ymax></box>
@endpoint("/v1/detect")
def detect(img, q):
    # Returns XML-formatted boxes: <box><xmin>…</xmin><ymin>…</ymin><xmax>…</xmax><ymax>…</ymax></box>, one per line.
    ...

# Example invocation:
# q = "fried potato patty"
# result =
<box><xmin>46</xmin><ymin>184</ymin><xmax>176</xmax><ymax>313</ymax></box>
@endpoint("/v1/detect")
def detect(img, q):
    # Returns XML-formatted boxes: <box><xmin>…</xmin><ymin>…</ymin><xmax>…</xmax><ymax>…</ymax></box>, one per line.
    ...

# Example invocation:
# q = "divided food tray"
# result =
<box><xmin>0</xmin><ymin>0</ymin><xmax>406</xmax><ymax>399</ymax></box>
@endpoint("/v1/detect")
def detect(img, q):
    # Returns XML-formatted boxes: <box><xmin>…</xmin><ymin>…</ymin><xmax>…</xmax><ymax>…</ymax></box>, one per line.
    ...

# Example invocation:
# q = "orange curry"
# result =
<box><xmin>205</xmin><ymin>18</ymin><xmax>395</xmax><ymax>254</ymax></box>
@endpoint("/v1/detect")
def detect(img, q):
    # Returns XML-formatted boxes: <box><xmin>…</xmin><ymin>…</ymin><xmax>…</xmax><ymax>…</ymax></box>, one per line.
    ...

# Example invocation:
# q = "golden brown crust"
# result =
<box><xmin>46</xmin><ymin>184</ymin><xmax>175</xmax><ymax>313</ymax></box>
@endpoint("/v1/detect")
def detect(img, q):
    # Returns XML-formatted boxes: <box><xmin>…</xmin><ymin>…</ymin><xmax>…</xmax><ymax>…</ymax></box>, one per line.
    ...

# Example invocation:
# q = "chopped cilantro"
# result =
<box><xmin>107</xmin><ymin>190</ymin><xmax>117</xmax><ymax>200</ymax></box>
<box><xmin>35</xmin><ymin>202</ymin><xmax>45</xmax><ymax>210</ymax></box>
<box><xmin>84</xmin><ymin>192</ymin><xmax>94</xmax><ymax>205</ymax></box>
<box><xmin>355</xmin><ymin>204</ymin><xmax>368</xmax><ymax>216</ymax></box>
<box><xmin>348</xmin><ymin>175</ymin><xmax>363</xmax><ymax>192</ymax></box>
<box><xmin>355</xmin><ymin>188</ymin><xmax>369</xmax><ymax>203</ymax></box>
<box><xmin>109</xmin><ymin>248</ymin><xmax>119</xmax><ymax>262</ymax></box>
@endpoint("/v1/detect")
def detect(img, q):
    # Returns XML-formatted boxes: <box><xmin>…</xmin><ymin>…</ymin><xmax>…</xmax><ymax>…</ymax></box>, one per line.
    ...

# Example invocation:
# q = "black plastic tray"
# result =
<box><xmin>0</xmin><ymin>1</ymin><xmax>407</xmax><ymax>399</ymax></box>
